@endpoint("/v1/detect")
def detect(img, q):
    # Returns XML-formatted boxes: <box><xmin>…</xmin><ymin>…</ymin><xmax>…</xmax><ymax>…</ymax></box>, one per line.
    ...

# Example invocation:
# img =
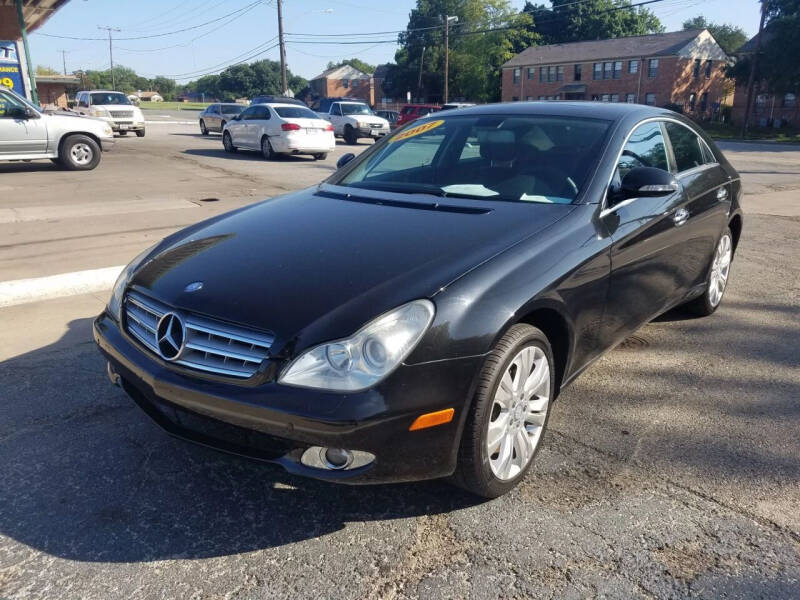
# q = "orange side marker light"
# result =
<box><xmin>409</xmin><ymin>408</ymin><xmax>455</xmax><ymax>431</ymax></box>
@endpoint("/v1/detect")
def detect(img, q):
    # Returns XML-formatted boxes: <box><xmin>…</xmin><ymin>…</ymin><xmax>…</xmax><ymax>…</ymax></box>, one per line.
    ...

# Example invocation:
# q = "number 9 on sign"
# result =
<box><xmin>0</xmin><ymin>77</ymin><xmax>13</xmax><ymax>89</ymax></box>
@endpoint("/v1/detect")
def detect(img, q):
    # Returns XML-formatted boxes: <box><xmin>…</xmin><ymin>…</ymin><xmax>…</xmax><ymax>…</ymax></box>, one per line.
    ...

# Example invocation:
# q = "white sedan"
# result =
<box><xmin>222</xmin><ymin>103</ymin><xmax>335</xmax><ymax>160</ymax></box>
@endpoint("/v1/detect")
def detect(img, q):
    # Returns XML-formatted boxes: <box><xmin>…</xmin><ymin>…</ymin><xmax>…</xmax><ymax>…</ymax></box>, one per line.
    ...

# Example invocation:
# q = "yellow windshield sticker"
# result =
<box><xmin>391</xmin><ymin>119</ymin><xmax>444</xmax><ymax>143</ymax></box>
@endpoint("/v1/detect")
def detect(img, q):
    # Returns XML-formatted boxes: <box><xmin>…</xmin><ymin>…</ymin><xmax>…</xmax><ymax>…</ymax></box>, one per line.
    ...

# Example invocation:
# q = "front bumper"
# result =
<box><xmin>99</xmin><ymin>116</ymin><xmax>145</xmax><ymax>132</ymax></box>
<box><xmin>357</xmin><ymin>126</ymin><xmax>389</xmax><ymax>138</ymax></box>
<box><xmin>94</xmin><ymin>312</ymin><xmax>482</xmax><ymax>484</ymax></box>
<box><xmin>100</xmin><ymin>137</ymin><xmax>115</xmax><ymax>152</ymax></box>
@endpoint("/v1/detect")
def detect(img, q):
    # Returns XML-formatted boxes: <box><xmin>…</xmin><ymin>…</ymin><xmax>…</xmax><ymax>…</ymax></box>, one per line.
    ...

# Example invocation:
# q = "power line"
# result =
<box><xmin>34</xmin><ymin>0</ymin><xmax>264</xmax><ymax>41</ymax></box>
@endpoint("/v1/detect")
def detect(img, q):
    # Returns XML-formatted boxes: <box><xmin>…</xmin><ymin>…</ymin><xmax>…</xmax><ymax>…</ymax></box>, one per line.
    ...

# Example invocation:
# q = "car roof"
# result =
<box><xmin>78</xmin><ymin>90</ymin><xmax>125</xmax><ymax>94</ymax></box>
<box><xmin>268</xmin><ymin>103</ymin><xmax>313</xmax><ymax>109</ymax></box>
<box><xmin>335</xmin><ymin>100</ymin><xmax>368</xmax><ymax>104</ymax></box>
<box><xmin>441</xmin><ymin>101</ymin><xmax>674</xmax><ymax>122</ymax></box>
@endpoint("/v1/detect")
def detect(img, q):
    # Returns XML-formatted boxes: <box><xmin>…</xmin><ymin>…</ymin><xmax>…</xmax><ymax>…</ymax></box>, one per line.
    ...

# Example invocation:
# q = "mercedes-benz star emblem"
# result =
<box><xmin>156</xmin><ymin>312</ymin><xmax>185</xmax><ymax>361</ymax></box>
<box><xmin>184</xmin><ymin>281</ymin><xmax>203</xmax><ymax>293</ymax></box>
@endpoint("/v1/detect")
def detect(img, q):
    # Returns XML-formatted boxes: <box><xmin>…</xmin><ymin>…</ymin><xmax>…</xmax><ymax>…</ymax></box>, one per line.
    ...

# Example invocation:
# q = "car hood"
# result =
<box><xmin>351</xmin><ymin>115</ymin><xmax>388</xmax><ymax>126</ymax></box>
<box><xmin>130</xmin><ymin>184</ymin><xmax>574</xmax><ymax>355</ymax></box>
<box><xmin>44</xmin><ymin>112</ymin><xmax>110</xmax><ymax>133</ymax></box>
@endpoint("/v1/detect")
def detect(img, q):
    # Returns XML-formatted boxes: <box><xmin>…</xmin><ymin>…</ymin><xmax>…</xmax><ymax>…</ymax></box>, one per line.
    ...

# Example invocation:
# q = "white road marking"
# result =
<box><xmin>145</xmin><ymin>120</ymin><xmax>196</xmax><ymax>125</ymax></box>
<box><xmin>0</xmin><ymin>266</ymin><xmax>123</xmax><ymax>308</ymax></box>
<box><xmin>0</xmin><ymin>198</ymin><xmax>197</xmax><ymax>224</ymax></box>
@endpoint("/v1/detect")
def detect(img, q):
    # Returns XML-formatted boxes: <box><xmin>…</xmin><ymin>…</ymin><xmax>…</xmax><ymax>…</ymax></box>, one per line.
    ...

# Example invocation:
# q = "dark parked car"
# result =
<box><xmin>375</xmin><ymin>109</ymin><xmax>399</xmax><ymax>128</ymax></box>
<box><xmin>250</xmin><ymin>95</ymin><xmax>306</xmax><ymax>107</ymax></box>
<box><xmin>198</xmin><ymin>103</ymin><xmax>246</xmax><ymax>135</ymax></box>
<box><xmin>95</xmin><ymin>102</ymin><xmax>742</xmax><ymax>498</ymax></box>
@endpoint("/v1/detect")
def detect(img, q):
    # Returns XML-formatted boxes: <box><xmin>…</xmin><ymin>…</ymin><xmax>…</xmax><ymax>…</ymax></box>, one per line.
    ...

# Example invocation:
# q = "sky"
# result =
<box><xmin>26</xmin><ymin>0</ymin><xmax>763</xmax><ymax>83</ymax></box>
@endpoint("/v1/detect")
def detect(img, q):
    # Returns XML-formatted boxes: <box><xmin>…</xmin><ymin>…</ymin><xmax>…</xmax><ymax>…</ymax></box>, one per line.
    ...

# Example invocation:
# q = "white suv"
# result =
<box><xmin>316</xmin><ymin>101</ymin><xmax>390</xmax><ymax>144</ymax></box>
<box><xmin>0</xmin><ymin>86</ymin><xmax>114</xmax><ymax>170</ymax></box>
<box><xmin>75</xmin><ymin>90</ymin><xmax>146</xmax><ymax>137</ymax></box>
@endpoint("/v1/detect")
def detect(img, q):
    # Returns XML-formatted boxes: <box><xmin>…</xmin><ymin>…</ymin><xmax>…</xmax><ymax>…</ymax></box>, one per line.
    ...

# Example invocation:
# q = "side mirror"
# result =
<box><xmin>336</xmin><ymin>153</ymin><xmax>355</xmax><ymax>169</ymax></box>
<box><xmin>619</xmin><ymin>166</ymin><xmax>678</xmax><ymax>200</ymax></box>
<box><xmin>25</xmin><ymin>107</ymin><xmax>39</xmax><ymax>119</ymax></box>
<box><xmin>233</xmin><ymin>114</ymin><xmax>241</xmax><ymax>121</ymax></box>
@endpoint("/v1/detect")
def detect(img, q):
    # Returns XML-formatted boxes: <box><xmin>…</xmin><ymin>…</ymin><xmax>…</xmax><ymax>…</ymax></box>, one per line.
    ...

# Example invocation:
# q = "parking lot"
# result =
<box><xmin>1</xmin><ymin>120</ymin><xmax>799</xmax><ymax>599</ymax></box>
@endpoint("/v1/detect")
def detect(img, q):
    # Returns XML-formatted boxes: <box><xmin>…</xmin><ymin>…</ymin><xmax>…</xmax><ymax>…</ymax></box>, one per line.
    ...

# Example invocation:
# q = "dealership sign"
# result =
<box><xmin>0</xmin><ymin>41</ymin><xmax>26</xmax><ymax>98</ymax></box>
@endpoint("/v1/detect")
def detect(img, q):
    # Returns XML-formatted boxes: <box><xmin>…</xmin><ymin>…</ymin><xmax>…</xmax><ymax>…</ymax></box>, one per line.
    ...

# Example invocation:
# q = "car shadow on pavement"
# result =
<box><xmin>0</xmin><ymin>317</ymin><xmax>482</xmax><ymax>564</ymax></box>
<box><xmin>183</xmin><ymin>148</ymin><xmax>321</xmax><ymax>163</ymax></box>
<box><xmin>0</xmin><ymin>161</ymin><xmax>60</xmax><ymax>173</ymax></box>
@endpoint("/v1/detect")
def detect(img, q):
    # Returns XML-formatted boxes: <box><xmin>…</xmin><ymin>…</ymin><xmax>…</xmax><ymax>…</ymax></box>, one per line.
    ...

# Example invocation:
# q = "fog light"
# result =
<box><xmin>323</xmin><ymin>447</ymin><xmax>352</xmax><ymax>469</ymax></box>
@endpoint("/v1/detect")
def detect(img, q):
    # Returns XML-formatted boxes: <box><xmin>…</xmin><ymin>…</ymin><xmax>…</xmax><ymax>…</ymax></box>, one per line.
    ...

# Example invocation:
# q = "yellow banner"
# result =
<box><xmin>390</xmin><ymin>119</ymin><xmax>444</xmax><ymax>143</ymax></box>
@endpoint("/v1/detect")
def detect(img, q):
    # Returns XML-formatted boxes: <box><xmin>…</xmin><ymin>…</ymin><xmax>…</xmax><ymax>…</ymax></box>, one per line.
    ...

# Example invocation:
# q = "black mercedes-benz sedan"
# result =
<box><xmin>95</xmin><ymin>102</ymin><xmax>743</xmax><ymax>498</ymax></box>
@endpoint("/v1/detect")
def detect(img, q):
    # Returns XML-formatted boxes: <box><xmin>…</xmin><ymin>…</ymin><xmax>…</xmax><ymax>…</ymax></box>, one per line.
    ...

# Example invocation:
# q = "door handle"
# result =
<box><xmin>673</xmin><ymin>207</ymin><xmax>689</xmax><ymax>226</ymax></box>
<box><xmin>716</xmin><ymin>187</ymin><xmax>729</xmax><ymax>201</ymax></box>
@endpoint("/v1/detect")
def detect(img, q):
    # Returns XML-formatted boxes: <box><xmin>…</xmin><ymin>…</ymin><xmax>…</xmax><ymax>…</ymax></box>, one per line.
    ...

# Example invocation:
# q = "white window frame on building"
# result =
<box><xmin>645</xmin><ymin>93</ymin><xmax>656</xmax><ymax>105</ymax></box>
<box><xmin>647</xmin><ymin>59</ymin><xmax>659</xmax><ymax>78</ymax></box>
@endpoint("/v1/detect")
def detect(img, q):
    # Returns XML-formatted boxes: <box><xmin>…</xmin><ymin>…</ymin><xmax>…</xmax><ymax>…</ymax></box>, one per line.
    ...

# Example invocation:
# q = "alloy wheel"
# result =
<box><xmin>70</xmin><ymin>143</ymin><xmax>93</xmax><ymax>166</ymax></box>
<box><xmin>708</xmin><ymin>233</ymin><xmax>732</xmax><ymax>307</ymax></box>
<box><xmin>487</xmin><ymin>345</ymin><xmax>550</xmax><ymax>481</ymax></box>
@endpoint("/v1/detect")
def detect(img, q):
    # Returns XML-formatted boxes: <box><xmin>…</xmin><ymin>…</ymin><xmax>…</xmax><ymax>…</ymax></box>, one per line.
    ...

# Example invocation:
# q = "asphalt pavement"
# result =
<box><xmin>0</xmin><ymin>128</ymin><xmax>798</xmax><ymax>599</ymax></box>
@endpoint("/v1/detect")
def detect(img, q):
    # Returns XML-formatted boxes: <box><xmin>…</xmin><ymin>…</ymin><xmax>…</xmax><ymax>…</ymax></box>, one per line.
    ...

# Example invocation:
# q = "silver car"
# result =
<box><xmin>0</xmin><ymin>86</ymin><xmax>114</xmax><ymax>170</ymax></box>
<box><xmin>199</xmin><ymin>103</ymin><xmax>246</xmax><ymax>135</ymax></box>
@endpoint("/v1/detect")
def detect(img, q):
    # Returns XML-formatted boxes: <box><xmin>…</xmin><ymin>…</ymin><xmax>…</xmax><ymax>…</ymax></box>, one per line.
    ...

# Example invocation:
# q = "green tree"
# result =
<box><xmin>729</xmin><ymin>0</ymin><xmax>800</xmax><ymax>94</ymax></box>
<box><xmin>523</xmin><ymin>0</ymin><xmax>662</xmax><ymax>45</ymax></box>
<box><xmin>150</xmin><ymin>76</ymin><xmax>177</xmax><ymax>101</ymax></box>
<box><xmin>682</xmin><ymin>16</ymin><xmax>748</xmax><ymax>54</ymax></box>
<box><xmin>386</xmin><ymin>0</ymin><xmax>538</xmax><ymax>103</ymax></box>
<box><xmin>326</xmin><ymin>58</ymin><xmax>376</xmax><ymax>74</ymax></box>
<box><xmin>36</xmin><ymin>65</ymin><xmax>60</xmax><ymax>76</ymax></box>
<box><xmin>184</xmin><ymin>59</ymin><xmax>308</xmax><ymax>101</ymax></box>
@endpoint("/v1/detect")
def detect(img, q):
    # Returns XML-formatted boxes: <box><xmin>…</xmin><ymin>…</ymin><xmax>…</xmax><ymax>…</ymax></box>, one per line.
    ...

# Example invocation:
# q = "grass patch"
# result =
<box><xmin>704</xmin><ymin>122</ymin><xmax>800</xmax><ymax>143</ymax></box>
<box><xmin>138</xmin><ymin>101</ymin><xmax>210</xmax><ymax>111</ymax></box>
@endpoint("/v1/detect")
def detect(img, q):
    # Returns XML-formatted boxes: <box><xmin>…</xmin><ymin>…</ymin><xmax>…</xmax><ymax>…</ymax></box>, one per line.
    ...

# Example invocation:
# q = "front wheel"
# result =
<box><xmin>117</xmin><ymin>131</ymin><xmax>127</xmax><ymax>136</ymax></box>
<box><xmin>200</xmin><ymin>120</ymin><xmax>208</xmax><ymax>135</ymax></box>
<box><xmin>135</xmin><ymin>129</ymin><xmax>145</xmax><ymax>138</ymax></box>
<box><xmin>344</xmin><ymin>125</ymin><xmax>358</xmax><ymax>145</ymax></box>
<box><xmin>223</xmin><ymin>131</ymin><xmax>237</xmax><ymax>153</ymax></box>
<box><xmin>313</xmin><ymin>153</ymin><xmax>327</xmax><ymax>160</ymax></box>
<box><xmin>453</xmin><ymin>323</ymin><xmax>554</xmax><ymax>498</ymax></box>
<box><xmin>683</xmin><ymin>227</ymin><xmax>733</xmax><ymax>316</ymax></box>
<box><xmin>60</xmin><ymin>134</ymin><xmax>101</xmax><ymax>171</ymax></box>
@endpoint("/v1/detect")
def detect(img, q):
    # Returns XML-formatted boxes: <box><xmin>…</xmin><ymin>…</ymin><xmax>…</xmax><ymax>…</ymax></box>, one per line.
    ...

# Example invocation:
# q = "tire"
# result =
<box><xmin>135</xmin><ymin>129</ymin><xmax>145</xmax><ymax>138</ymax></box>
<box><xmin>313</xmin><ymin>153</ymin><xmax>327</xmax><ymax>160</ymax></box>
<box><xmin>682</xmin><ymin>227</ymin><xmax>734</xmax><ymax>316</ymax></box>
<box><xmin>453</xmin><ymin>323</ymin><xmax>555</xmax><ymax>499</ymax></box>
<box><xmin>344</xmin><ymin>125</ymin><xmax>358</xmax><ymax>145</ymax></box>
<box><xmin>200</xmin><ymin>120</ymin><xmax>208</xmax><ymax>135</ymax></box>
<box><xmin>50</xmin><ymin>158</ymin><xmax>62</xmax><ymax>166</ymax></box>
<box><xmin>223</xmin><ymin>131</ymin><xmax>237</xmax><ymax>153</ymax></box>
<box><xmin>60</xmin><ymin>134</ymin><xmax>101</xmax><ymax>171</ymax></box>
<box><xmin>261</xmin><ymin>136</ymin><xmax>275</xmax><ymax>160</ymax></box>
<box><xmin>118</xmin><ymin>131</ymin><xmax>127</xmax><ymax>136</ymax></box>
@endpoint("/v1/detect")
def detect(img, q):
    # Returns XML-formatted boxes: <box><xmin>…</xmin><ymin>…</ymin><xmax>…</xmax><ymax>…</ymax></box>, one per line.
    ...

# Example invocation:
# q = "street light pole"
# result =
<box><xmin>98</xmin><ymin>26</ymin><xmax>120</xmax><ymax>90</ymax></box>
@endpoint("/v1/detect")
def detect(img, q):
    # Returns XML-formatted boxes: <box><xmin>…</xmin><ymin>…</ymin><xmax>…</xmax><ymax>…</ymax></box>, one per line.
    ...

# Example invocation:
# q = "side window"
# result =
<box><xmin>617</xmin><ymin>122</ymin><xmax>669</xmax><ymax>179</ymax></box>
<box><xmin>664</xmin><ymin>122</ymin><xmax>707</xmax><ymax>172</ymax></box>
<box><xmin>0</xmin><ymin>92</ymin><xmax>27</xmax><ymax>118</ymax></box>
<box><xmin>332</xmin><ymin>104</ymin><xmax>342</xmax><ymax>116</ymax></box>
<box><xmin>240</xmin><ymin>107</ymin><xmax>258</xmax><ymax>120</ymax></box>
<box><xmin>260</xmin><ymin>106</ymin><xmax>271</xmax><ymax>120</ymax></box>
<box><xmin>78</xmin><ymin>93</ymin><xmax>88</xmax><ymax>107</ymax></box>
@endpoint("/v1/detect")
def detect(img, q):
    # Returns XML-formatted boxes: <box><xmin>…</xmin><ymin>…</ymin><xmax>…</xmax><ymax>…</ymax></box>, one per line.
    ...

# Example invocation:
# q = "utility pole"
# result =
<box><xmin>60</xmin><ymin>50</ymin><xmax>68</xmax><ymax>75</ymax></box>
<box><xmin>417</xmin><ymin>45</ymin><xmax>426</xmax><ymax>101</ymax></box>
<box><xmin>740</xmin><ymin>0</ymin><xmax>767</xmax><ymax>137</ymax></box>
<box><xmin>443</xmin><ymin>15</ymin><xmax>458</xmax><ymax>104</ymax></box>
<box><xmin>98</xmin><ymin>26</ymin><xmax>120</xmax><ymax>90</ymax></box>
<box><xmin>277</xmin><ymin>0</ymin><xmax>288</xmax><ymax>94</ymax></box>
<box><xmin>14</xmin><ymin>0</ymin><xmax>39</xmax><ymax>103</ymax></box>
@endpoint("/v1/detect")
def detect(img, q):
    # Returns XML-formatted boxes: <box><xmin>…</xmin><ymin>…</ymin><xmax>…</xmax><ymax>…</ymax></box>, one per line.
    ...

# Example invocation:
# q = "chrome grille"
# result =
<box><xmin>109</xmin><ymin>110</ymin><xmax>134</xmax><ymax>118</ymax></box>
<box><xmin>124</xmin><ymin>290</ymin><xmax>273</xmax><ymax>379</ymax></box>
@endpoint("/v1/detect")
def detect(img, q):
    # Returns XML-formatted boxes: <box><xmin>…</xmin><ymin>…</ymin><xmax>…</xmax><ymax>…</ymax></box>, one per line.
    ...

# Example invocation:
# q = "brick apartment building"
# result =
<box><xmin>309</xmin><ymin>64</ymin><xmax>374</xmax><ymax>104</ymax></box>
<box><xmin>731</xmin><ymin>30</ymin><xmax>798</xmax><ymax>127</ymax></box>
<box><xmin>502</xmin><ymin>29</ymin><xmax>732</xmax><ymax>118</ymax></box>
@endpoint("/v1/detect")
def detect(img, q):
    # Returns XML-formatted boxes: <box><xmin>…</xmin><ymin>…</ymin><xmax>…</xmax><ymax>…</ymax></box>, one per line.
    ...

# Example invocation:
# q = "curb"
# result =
<box><xmin>0</xmin><ymin>266</ymin><xmax>123</xmax><ymax>308</ymax></box>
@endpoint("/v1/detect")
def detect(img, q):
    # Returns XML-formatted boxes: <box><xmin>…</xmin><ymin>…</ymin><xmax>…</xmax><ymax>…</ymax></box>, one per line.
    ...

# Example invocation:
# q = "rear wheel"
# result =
<box><xmin>60</xmin><ymin>134</ymin><xmax>101</xmax><ymax>171</ymax></box>
<box><xmin>683</xmin><ymin>227</ymin><xmax>733</xmax><ymax>316</ymax></box>
<box><xmin>344</xmin><ymin>125</ymin><xmax>358</xmax><ymax>145</ymax></box>
<box><xmin>261</xmin><ymin>136</ymin><xmax>275</xmax><ymax>160</ymax></box>
<box><xmin>223</xmin><ymin>131</ymin><xmax>237</xmax><ymax>153</ymax></box>
<box><xmin>200</xmin><ymin>120</ymin><xmax>208</xmax><ymax>135</ymax></box>
<box><xmin>313</xmin><ymin>153</ymin><xmax>327</xmax><ymax>160</ymax></box>
<box><xmin>453</xmin><ymin>323</ymin><xmax>554</xmax><ymax>498</ymax></box>
<box><xmin>135</xmin><ymin>129</ymin><xmax>145</xmax><ymax>138</ymax></box>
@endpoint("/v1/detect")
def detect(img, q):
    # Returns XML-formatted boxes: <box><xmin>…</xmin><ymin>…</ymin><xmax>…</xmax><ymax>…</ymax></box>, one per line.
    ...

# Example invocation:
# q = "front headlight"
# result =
<box><xmin>103</xmin><ymin>125</ymin><xmax>113</xmax><ymax>136</ymax></box>
<box><xmin>107</xmin><ymin>244</ymin><xmax>158</xmax><ymax>320</ymax></box>
<box><xmin>91</xmin><ymin>107</ymin><xmax>110</xmax><ymax>117</ymax></box>
<box><xmin>279</xmin><ymin>299</ymin><xmax>435</xmax><ymax>392</ymax></box>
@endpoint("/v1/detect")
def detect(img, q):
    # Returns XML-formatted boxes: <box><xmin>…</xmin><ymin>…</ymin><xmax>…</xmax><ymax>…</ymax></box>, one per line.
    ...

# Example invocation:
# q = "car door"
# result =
<box><xmin>663</xmin><ymin>120</ymin><xmax>732</xmax><ymax>291</ymax></box>
<box><xmin>329</xmin><ymin>103</ymin><xmax>344</xmax><ymax>135</ymax></box>
<box><xmin>229</xmin><ymin>106</ymin><xmax>255</xmax><ymax>147</ymax></box>
<box><xmin>250</xmin><ymin>105</ymin><xmax>271</xmax><ymax>147</ymax></box>
<box><xmin>75</xmin><ymin>93</ymin><xmax>89</xmax><ymax>116</ymax></box>
<box><xmin>600</xmin><ymin>119</ymin><xmax>696</xmax><ymax>345</ymax></box>
<box><xmin>205</xmin><ymin>104</ymin><xmax>219</xmax><ymax>130</ymax></box>
<box><xmin>0</xmin><ymin>90</ymin><xmax>47</xmax><ymax>155</ymax></box>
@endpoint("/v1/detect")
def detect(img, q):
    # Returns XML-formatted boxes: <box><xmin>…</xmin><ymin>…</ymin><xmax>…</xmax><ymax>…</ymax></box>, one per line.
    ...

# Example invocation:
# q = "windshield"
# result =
<box><xmin>221</xmin><ymin>104</ymin><xmax>245</xmax><ymax>114</ymax></box>
<box><xmin>274</xmin><ymin>106</ymin><xmax>320</xmax><ymax>119</ymax></box>
<box><xmin>340</xmin><ymin>103</ymin><xmax>372</xmax><ymax>115</ymax></box>
<box><xmin>0</xmin><ymin>86</ymin><xmax>41</xmax><ymax>114</ymax></box>
<box><xmin>90</xmin><ymin>92</ymin><xmax>131</xmax><ymax>106</ymax></box>
<box><xmin>333</xmin><ymin>115</ymin><xmax>611</xmax><ymax>204</ymax></box>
